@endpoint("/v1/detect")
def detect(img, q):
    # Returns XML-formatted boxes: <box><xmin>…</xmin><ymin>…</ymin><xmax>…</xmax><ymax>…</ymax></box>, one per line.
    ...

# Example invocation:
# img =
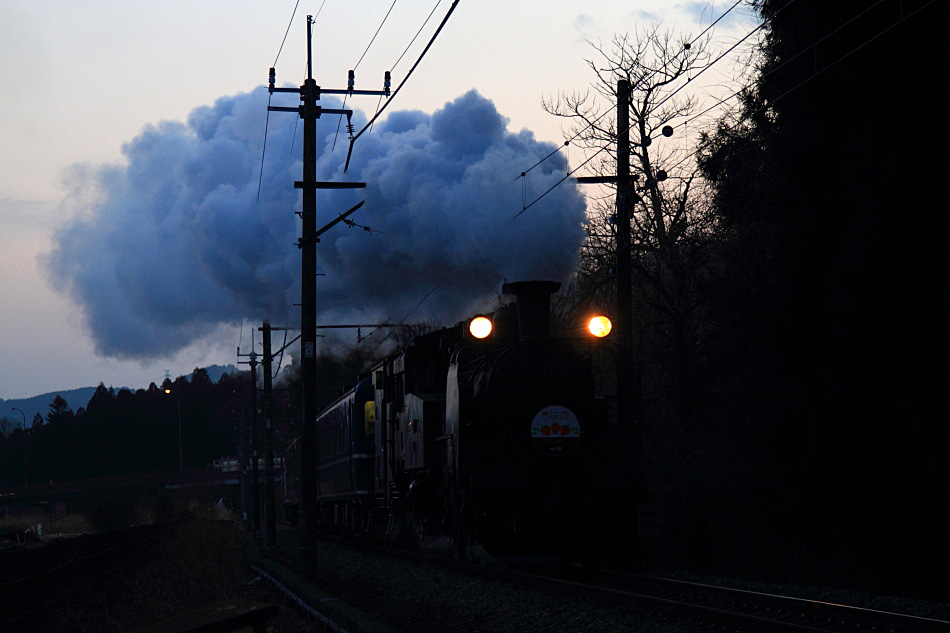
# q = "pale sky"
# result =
<box><xmin>0</xmin><ymin>0</ymin><xmax>758</xmax><ymax>400</ymax></box>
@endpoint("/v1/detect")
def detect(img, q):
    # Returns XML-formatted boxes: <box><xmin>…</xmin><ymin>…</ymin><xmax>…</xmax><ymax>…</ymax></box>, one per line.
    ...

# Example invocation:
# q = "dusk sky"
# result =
<box><xmin>0</xmin><ymin>1</ymin><xmax>758</xmax><ymax>400</ymax></box>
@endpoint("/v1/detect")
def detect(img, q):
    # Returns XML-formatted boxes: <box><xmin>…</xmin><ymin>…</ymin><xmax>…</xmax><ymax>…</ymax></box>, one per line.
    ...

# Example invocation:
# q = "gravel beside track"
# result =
<box><xmin>259</xmin><ymin>525</ymin><xmax>691</xmax><ymax>633</ymax></box>
<box><xmin>256</xmin><ymin>524</ymin><xmax>950</xmax><ymax>633</ymax></box>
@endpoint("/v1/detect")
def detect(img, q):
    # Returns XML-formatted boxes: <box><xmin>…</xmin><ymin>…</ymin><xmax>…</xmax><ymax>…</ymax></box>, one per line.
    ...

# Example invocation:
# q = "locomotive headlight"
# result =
<box><xmin>469</xmin><ymin>316</ymin><xmax>493</xmax><ymax>339</ymax></box>
<box><xmin>588</xmin><ymin>315</ymin><xmax>612</xmax><ymax>338</ymax></box>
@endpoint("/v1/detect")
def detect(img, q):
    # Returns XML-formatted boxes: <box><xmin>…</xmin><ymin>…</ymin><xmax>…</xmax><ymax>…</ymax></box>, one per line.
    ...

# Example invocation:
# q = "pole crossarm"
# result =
<box><xmin>269</xmin><ymin>87</ymin><xmax>389</xmax><ymax>98</ymax></box>
<box><xmin>294</xmin><ymin>182</ymin><xmax>366</xmax><ymax>189</ymax></box>
<box><xmin>268</xmin><ymin>106</ymin><xmax>355</xmax><ymax>118</ymax></box>
<box><xmin>297</xmin><ymin>200</ymin><xmax>366</xmax><ymax>248</ymax></box>
<box><xmin>576</xmin><ymin>176</ymin><xmax>619</xmax><ymax>184</ymax></box>
<box><xmin>316</xmin><ymin>323</ymin><xmax>417</xmax><ymax>329</ymax></box>
<box><xmin>321</xmin><ymin>89</ymin><xmax>390</xmax><ymax>97</ymax></box>
<box><xmin>257</xmin><ymin>327</ymin><xmax>301</xmax><ymax>358</ymax></box>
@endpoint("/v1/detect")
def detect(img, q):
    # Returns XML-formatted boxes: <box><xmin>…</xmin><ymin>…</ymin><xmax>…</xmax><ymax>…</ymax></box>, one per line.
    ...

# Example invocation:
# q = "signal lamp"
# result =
<box><xmin>469</xmin><ymin>316</ymin><xmax>493</xmax><ymax>339</ymax></box>
<box><xmin>588</xmin><ymin>316</ymin><xmax>612</xmax><ymax>338</ymax></box>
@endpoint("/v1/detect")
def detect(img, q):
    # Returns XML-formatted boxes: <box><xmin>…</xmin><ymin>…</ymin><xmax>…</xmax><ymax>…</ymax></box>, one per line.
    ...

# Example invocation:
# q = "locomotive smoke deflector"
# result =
<box><xmin>501</xmin><ymin>280</ymin><xmax>561</xmax><ymax>340</ymax></box>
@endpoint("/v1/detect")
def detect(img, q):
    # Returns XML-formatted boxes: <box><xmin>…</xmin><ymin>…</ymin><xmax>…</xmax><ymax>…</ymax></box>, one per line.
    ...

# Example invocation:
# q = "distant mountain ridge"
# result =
<box><xmin>1</xmin><ymin>386</ymin><xmax>98</xmax><ymax>432</ymax></box>
<box><xmin>1</xmin><ymin>364</ymin><xmax>238</xmax><ymax>434</ymax></box>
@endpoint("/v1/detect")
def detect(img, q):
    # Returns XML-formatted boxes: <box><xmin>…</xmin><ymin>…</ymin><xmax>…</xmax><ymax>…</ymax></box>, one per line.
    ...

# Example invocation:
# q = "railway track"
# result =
<box><xmin>546</xmin><ymin>567</ymin><xmax>950</xmax><ymax>632</ymax></box>
<box><xmin>302</xmin><ymin>528</ymin><xmax>950</xmax><ymax>632</ymax></box>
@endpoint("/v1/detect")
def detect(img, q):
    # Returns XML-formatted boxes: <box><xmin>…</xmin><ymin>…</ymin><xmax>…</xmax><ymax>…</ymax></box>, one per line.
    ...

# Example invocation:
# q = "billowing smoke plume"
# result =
<box><xmin>43</xmin><ymin>87</ymin><xmax>586</xmax><ymax>360</ymax></box>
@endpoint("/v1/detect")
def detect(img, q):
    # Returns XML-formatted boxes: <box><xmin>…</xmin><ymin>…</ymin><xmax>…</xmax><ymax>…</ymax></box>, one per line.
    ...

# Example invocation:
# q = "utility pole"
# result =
<box><xmin>576</xmin><ymin>79</ymin><xmax>640</xmax><ymax>539</ymax></box>
<box><xmin>237</xmin><ymin>391</ymin><xmax>248</xmax><ymax>526</ymax></box>
<box><xmin>615</xmin><ymin>78</ymin><xmax>634</xmax><ymax>433</ymax></box>
<box><xmin>576</xmin><ymin>79</ymin><xmax>636</xmax><ymax>427</ymax></box>
<box><xmin>267</xmin><ymin>14</ymin><xmax>389</xmax><ymax>576</ymax></box>
<box><xmin>260</xmin><ymin>321</ymin><xmax>278</xmax><ymax>548</ymax></box>
<box><xmin>238</xmin><ymin>339</ymin><xmax>260</xmax><ymax>541</ymax></box>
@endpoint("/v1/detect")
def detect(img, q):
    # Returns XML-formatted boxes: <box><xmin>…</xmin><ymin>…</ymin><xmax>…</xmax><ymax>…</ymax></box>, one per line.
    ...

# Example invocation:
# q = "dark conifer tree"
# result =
<box><xmin>698</xmin><ymin>0</ymin><xmax>947</xmax><ymax>595</ymax></box>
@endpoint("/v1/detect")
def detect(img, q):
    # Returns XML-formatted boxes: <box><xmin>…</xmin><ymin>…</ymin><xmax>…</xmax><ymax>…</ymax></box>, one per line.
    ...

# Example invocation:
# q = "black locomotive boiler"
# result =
<box><xmin>311</xmin><ymin>280</ymin><xmax>633</xmax><ymax>562</ymax></box>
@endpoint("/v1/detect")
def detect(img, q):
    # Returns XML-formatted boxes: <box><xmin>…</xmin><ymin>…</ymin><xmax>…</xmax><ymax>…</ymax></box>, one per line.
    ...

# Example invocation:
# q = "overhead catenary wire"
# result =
<box><xmin>273</xmin><ymin>329</ymin><xmax>288</xmax><ymax>379</ymax></box>
<box><xmin>659</xmin><ymin>0</ymin><xmax>934</xmax><ymax>177</ymax></box>
<box><xmin>391</xmin><ymin>0</ymin><xmax>443</xmax><ymax>73</ymax></box>
<box><xmin>257</xmin><ymin>1</ymin><xmax>325</xmax><ymax>201</ymax></box>
<box><xmin>273</xmin><ymin>0</ymin><xmax>302</xmax><ymax>68</ymax></box>
<box><xmin>360</xmin><ymin>0</ymin><xmax>444</xmax><ymax>138</ymax></box>
<box><xmin>522</xmin><ymin>0</ymin><xmax>933</xmax><ymax>219</ymax></box>
<box><xmin>367</xmin><ymin>273</ymin><xmax>450</xmax><ymax>356</ymax></box>
<box><xmin>514</xmin><ymin>0</ymin><xmax>803</xmax><ymax>217</ymax></box>
<box><xmin>652</xmin><ymin>0</ymin><xmax>888</xmax><ymax>165</ymax></box>
<box><xmin>333</xmin><ymin>0</ymin><xmax>400</xmax><ymax>148</ymax></box>
<box><xmin>515</xmin><ymin>0</ymin><xmax>747</xmax><ymax>184</ymax></box>
<box><xmin>344</xmin><ymin>0</ymin><xmax>462</xmax><ymax>172</ymax></box>
<box><xmin>355</xmin><ymin>0</ymin><xmax>399</xmax><ymax>71</ymax></box>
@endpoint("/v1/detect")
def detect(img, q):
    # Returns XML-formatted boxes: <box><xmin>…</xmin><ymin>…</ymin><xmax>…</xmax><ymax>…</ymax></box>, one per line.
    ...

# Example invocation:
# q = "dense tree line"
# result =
<box><xmin>692</xmin><ymin>0</ymin><xmax>946</xmax><ymax>595</ymax></box>
<box><xmin>0</xmin><ymin>352</ymin><xmax>374</xmax><ymax>491</ymax></box>
<box><xmin>0</xmin><ymin>370</ymin><xmax>244</xmax><ymax>486</ymax></box>
<box><xmin>551</xmin><ymin>0</ymin><xmax>946</xmax><ymax>597</ymax></box>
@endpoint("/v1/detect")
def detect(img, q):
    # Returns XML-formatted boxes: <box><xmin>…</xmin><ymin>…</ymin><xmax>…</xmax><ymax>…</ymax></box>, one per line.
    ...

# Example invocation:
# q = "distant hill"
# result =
<box><xmin>0</xmin><ymin>364</ymin><xmax>239</xmax><ymax>435</ymax></box>
<box><xmin>201</xmin><ymin>364</ymin><xmax>238</xmax><ymax>384</ymax></box>
<box><xmin>1</xmin><ymin>386</ymin><xmax>98</xmax><ymax>432</ymax></box>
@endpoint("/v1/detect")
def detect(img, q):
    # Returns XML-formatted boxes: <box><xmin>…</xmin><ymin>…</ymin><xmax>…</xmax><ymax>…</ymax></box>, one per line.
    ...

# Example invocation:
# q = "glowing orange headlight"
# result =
<box><xmin>588</xmin><ymin>315</ymin><xmax>612</xmax><ymax>338</ymax></box>
<box><xmin>469</xmin><ymin>316</ymin><xmax>493</xmax><ymax>339</ymax></box>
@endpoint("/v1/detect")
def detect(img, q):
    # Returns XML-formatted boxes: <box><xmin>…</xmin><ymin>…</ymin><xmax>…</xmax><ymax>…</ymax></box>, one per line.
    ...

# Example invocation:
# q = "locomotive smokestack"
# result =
<box><xmin>501</xmin><ymin>280</ymin><xmax>561</xmax><ymax>340</ymax></box>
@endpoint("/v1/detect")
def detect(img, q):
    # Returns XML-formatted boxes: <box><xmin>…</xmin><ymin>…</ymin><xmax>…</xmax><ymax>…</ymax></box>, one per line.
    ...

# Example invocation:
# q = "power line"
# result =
<box><xmin>333</xmin><ymin>0</ymin><xmax>401</xmax><ymax>151</ymax></box>
<box><xmin>515</xmin><ymin>0</ymin><xmax>747</xmax><ymax>183</ymax></box>
<box><xmin>354</xmin><ymin>0</ymin><xmax>399</xmax><ymax>71</ymax></box>
<box><xmin>512</xmin><ymin>0</ymin><xmax>803</xmax><ymax>217</ymax></box>
<box><xmin>257</xmin><ymin>93</ymin><xmax>272</xmax><ymax>201</ymax></box>
<box><xmin>258</xmin><ymin>2</ymin><xmax>326</xmax><ymax>201</ymax></box>
<box><xmin>518</xmin><ymin>0</ymin><xmax>911</xmax><ymax>218</ymax></box>
<box><xmin>273</xmin><ymin>0</ymin><xmax>303</xmax><ymax>68</ymax></box>
<box><xmin>647</xmin><ymin>2</ymin><xmax>779</xmax><ymax>119</ymax></box>
<box><xmin>658</xmin><ymin>0</ymin><xmax>887</xmax><ymax>150</ymax></box>
<box><xmin>358</xmin><ymin>0</ymin><xmax>444</xmax><ymax>138</ymax></box>
<box><xmin>344</xmin><ymin>0</ymin><xmax>462</xmax><ymax>172</ymax></box>
<box><xmin>367</xmin><ymin>273</ymin><xmax>449</xmax><ymax>356</ymax></box>
<box><xmin>391</xmin><ymin>0</ymin><xmax>443</xmax><ymax>73</ymax></box>
<box><xmin>660</xmin><ymin>0</ymin><xmax>935</xmax><ymax>176</ymax></box>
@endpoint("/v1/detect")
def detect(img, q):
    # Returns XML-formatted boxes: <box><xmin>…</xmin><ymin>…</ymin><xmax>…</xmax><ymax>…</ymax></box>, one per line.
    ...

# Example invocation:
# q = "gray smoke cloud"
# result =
<box><xmin>43</xmin><ymin>87</ymin><xmax>586</xmax><ymax>360</ymax></box>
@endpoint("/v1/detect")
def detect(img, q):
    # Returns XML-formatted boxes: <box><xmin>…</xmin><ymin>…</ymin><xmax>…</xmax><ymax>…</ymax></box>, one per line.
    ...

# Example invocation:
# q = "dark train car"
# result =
<box><xmin>312</xmin><ymin>280</ymin><xmax>630</xmax><ymax>561</ymax></box>
<box><xmin>315</xmin><ymin>378</ymin><xmax>375</xmax><ymax>531</ymax></box>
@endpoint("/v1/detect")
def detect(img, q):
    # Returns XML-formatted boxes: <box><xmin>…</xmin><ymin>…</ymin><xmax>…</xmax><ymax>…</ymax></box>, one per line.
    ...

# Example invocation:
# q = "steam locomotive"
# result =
<box><xmin>305</xmin><ymin>280</ymin><xmax>633</xmax><ymax>561</ymax></box>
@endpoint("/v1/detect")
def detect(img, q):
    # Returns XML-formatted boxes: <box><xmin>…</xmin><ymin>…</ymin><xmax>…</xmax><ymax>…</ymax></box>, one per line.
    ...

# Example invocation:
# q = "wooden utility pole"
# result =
<box><xmin>576</xmin><ymin>79</ymin><xmax>636</xmax><ymax>427</ymax></box>
<box><xmin>237</xmin><ymin>336</ymin><xmax>260</xmax><ymax>540</ymax></box>
<box><xmin>615</xmin><ymin>79</ymin><xmax>634</xmax><ymax>432</ymax></box>
<box><xmin>576</xmin><ymin>79</ymin><xmax>640</xmax><ymax>538</ymax></box>
<box><xmin>261</xmin><ymin>322</ymin><xmax>277</xmax><ymax>548</ymax></box>
<box><xmin>267</xmin><ymin>14</ymin><xmax>388</xmax><ymax>576</ymax></box>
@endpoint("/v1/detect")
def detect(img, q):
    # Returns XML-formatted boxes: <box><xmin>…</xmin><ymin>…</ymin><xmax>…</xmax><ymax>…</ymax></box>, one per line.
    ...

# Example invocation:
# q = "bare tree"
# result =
<box><xmin>546</xmin><ymin>28</ymin><xmax>717</xmax><ymax>389</ymax></box>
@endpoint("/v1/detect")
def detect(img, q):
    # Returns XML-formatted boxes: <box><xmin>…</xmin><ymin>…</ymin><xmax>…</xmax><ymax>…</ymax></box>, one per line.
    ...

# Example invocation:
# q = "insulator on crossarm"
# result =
<box><xmin>384</xmin><ymin>71</ymin><xmax>391</xmax><ymax>96</ymax></box>
<box><xmin>348</xmin><ymin>70</ymin><xmax>355</xmax><ymax>92</ymax></box>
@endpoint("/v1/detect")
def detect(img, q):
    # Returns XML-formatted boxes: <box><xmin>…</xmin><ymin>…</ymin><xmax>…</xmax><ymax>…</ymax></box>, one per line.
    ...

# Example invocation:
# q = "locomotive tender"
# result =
<box><xmin>310</xmin><ymin>280</ymin><xmax>632</xmax><ymax>561</ymax></box>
